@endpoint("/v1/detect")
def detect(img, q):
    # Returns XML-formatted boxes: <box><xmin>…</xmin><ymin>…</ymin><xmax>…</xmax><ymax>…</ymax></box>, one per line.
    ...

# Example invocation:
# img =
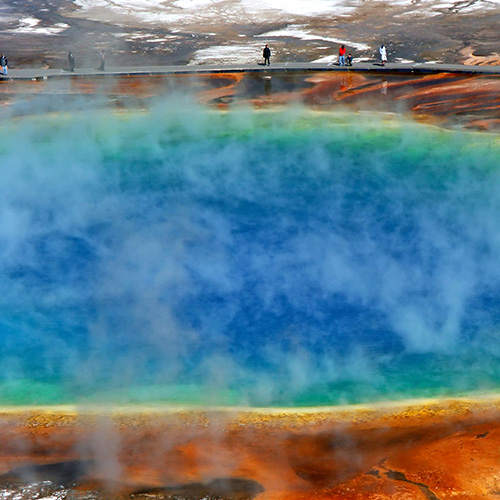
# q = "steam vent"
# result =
<box><xmin>1</xmin><ymin>0</ymin><xmax>500</xmax><ymax>498</ymax></box>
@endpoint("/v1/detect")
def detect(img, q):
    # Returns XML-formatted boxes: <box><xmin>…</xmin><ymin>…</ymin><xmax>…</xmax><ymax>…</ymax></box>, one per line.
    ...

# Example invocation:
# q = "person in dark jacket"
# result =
<box><xmin>68</xmin><ymin>51</ymin><xmax>75</xmax><ymax>71</ymax></box>
<box><xmin>98</xmin><ymin>50</ymin><xmax>105</xmax><ymax>71</ymax></box>
<box><xmin>0</xmin><ymin>54</ymin><xmax>8</xmax><ymax>75</ymax></box>
<box><xmin>263</xmin><ymin>44</ymin><xmax>271</xmax><ymax>66</ymax></box>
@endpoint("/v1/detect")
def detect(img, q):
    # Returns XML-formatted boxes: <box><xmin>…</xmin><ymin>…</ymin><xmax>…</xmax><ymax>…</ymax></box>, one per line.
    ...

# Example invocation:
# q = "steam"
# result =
<box><xmin>0</xmin><ymin>101</ymin><xmax>500</xmax><ymax>406</ymax></box>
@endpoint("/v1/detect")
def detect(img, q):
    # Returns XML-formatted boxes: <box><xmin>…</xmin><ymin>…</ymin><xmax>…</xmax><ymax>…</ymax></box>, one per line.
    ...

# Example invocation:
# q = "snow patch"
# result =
<box><xmin>11</xmin><ymin>17</ymin><xmax>69</xmax><ymax>35</ymax></box>
<box><xmin>173</xmin><ymin>0</ymin><xmax>216</xmax><ymax>8</ymax></box>
<box><xmin>258</xmin><ymin>25</ymin><xmax>370</xmax><ymax>51</ymax></box>
<box><xmin>241</xmin><ymin>0</ymin><xmax>354</xmax><ymax>16</ymax></box>
<box><xmin>312</xmin><ymin>54</ymin><xmax>339</xmax><ymax>63</ymax></box>
<box><xmin>189</xmin><ymin>44</ymin><xmax>264</xmax><ymax>65</ymax></box>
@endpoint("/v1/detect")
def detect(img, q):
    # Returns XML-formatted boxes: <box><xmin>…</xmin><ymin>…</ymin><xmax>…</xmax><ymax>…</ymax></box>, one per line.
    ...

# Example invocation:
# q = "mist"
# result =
<box><xmin>0</xmin><ymin>99</ymin><xmax>500</xmax><ymax>407</ymax></box>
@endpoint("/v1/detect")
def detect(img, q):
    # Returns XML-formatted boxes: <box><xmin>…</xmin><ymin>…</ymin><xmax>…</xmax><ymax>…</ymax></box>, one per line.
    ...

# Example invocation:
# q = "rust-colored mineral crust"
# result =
<box><xmin>0</xmin><ymin>398</ymin><xmax>499</xmax><ymax>499</ymax></box>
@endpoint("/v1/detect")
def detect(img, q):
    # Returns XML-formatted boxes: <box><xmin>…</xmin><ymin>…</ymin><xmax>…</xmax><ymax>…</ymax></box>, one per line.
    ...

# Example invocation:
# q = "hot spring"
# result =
<box><xmin>1</xmin><ymin>103</ymin><xmax>500</xmax><ymax>408</ymax></box>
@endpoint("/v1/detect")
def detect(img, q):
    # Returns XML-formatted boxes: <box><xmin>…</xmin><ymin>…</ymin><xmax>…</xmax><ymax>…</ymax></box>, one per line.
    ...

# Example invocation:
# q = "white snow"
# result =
<box><xmin>257</xmin><ymin>25</ymin><xmax>370</xmax><ymax>51</ymax></box>
<box><xmin>11</xmin><ymin>17</ymin><xmax>69</xmax><ymax>35</ymax></box>
<box><xmin>173</xmin><ymin>0</ymin><xmax>217</xmax><ymax>8</ymax></box>
<box><xmin>126</xmin><ymin>33</ymin><xmax>177</xmax><ymax>41</ymax></box>
<box><xmin>457</xmin><ymin>0</ymin><xmax>500</xmax><ymax>11</ymax></box>
<box><xmin>312</xmin><ymin>54</ymin><xmax>338</xmax><ymax>63</ymax></box>
<box><xmin>145</xmin><ymin>38</ymin><xmax>176</xmax><ymax>42</ymax></box>
<box><xmin>189</xmin><ymin>44</ymin><xmax>264</xmax><ymax>64</ymax></box>
<box><xmin>240</xmin><ymin>0</ymin><xmax>354</xmax><ymax>16</ymax></box>
<box><xmin>395</xmin><ymin>9</ymin><xmax>442</xmax><ymax>17</ymax></box>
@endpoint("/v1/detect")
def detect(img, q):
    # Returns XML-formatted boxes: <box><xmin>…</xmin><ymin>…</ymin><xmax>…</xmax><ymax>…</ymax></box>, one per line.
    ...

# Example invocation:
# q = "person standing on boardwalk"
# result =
<box><xmin>347</xmin><ymin>53</ymin><xmax>353</xmax><ymax>66</ymax></box>
<box><xmin>68</xmin><ymin>51</ymin><xmax>75</xmax><ymax>71</ymax></box>
<box><xmin>0</xmin><ymin>54</ymin><xmax>8</xmax><ymax>75</ymax></box>
<box><xmin>379</xmin><ymin>44</ymin><xmax>387</xmax><ymax>65</ymax></box>
<box><xmin>263</xmin><ymin>44</ymin><xmax>271</xmax><ymax>66</ymax></box>
<box><xmin>98</xmin><ymin>50</ymin><xmax>105</xmax><ymax>71</ymax></box>
<box><xmin>339</xmin><ymin>45</ymin><xmax>346</xmax><ymax>66</ymax></box>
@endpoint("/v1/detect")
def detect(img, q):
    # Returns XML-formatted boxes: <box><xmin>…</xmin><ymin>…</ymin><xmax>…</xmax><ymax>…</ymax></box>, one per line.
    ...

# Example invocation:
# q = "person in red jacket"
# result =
<box><xmin>339</xmin><ymin>45</ymin><xmax>346</xmax><ymax>66</ymax></box>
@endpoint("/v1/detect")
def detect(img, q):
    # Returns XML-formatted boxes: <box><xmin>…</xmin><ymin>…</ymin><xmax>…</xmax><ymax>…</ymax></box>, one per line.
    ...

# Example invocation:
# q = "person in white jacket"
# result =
<box><xmin>379</xmin><ymin>44</ymin><xmax>387</xmax><ymax>65</ymax></box>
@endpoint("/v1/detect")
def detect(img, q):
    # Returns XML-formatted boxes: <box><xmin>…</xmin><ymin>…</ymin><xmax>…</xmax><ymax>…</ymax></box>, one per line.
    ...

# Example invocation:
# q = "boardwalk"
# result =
<box><xmin>1</xmin><ymin>62</ymin><xmax>500</xmax><ymax>81</ymax></box>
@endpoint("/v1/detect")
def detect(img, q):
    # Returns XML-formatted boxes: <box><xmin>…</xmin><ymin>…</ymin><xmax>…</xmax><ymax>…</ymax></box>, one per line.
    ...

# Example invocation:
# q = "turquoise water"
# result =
<box><xmin>1</xmin><ymin>105</ymin><xmax>500</xmax><ymax>407</ymax></box>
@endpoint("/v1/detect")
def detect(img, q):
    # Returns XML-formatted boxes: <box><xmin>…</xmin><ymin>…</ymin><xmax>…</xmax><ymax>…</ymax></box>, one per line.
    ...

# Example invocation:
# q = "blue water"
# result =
<box><xmin>1</xmin><ymin>107</ymin><xmax>500</xmax><ymax>406</ymax></box>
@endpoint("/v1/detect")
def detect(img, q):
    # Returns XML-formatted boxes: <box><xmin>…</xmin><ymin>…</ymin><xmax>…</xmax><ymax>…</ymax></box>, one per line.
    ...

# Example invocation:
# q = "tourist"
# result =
<box><xmin>0</xmin><ymin>54</ymin><xmax>8</xmax><ymax>75</ymax></box>
<box><xmin>379</xmin><ymin>44</ymin><xmax>387</xmax><ymax>65</ymax></box>
<box><xmin>68</xmin><ymin>51</ymin><xmax>75</xmax><ymax>72</ymax></box>
<box><xmin>263</xmin><ymin>44</ymin><xmax>271</xmax><ymax>66</ymax></box>
<box><xmin>98</xmin><ymin>50</ymin><xmax>105</xmax><ymax>71</ymax></box>
<box><xmin>339</xmin><ymin>45</ymin><xmax>346</xmax><ymax>66</ymax></box>
<box><xmin>347</xmin><ymin>53</ymin><xmax>353</xmax><ymax>66</ymax></box>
